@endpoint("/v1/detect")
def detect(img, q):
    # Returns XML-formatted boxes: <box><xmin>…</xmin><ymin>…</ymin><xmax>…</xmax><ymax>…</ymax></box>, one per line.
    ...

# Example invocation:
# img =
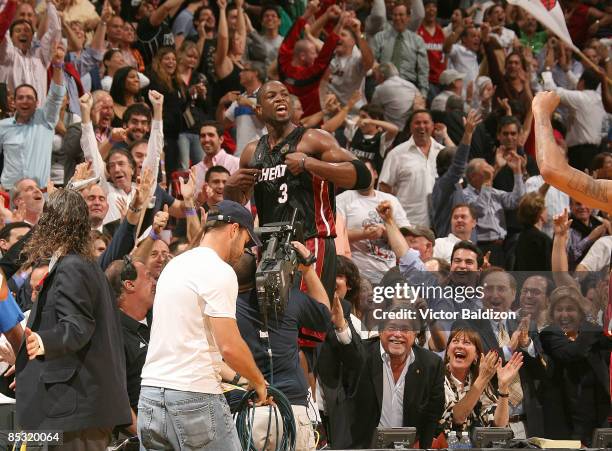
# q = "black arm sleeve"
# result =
<box><xmin>350</xmin><ymin>159</ymin><xmax>373</xmax><ymax>190</ymax></box>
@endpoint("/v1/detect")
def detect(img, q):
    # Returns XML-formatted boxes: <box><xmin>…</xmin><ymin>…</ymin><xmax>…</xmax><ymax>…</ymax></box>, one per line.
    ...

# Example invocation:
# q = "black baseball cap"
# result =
<box><xmin>209</xmin><ymin>200</ymin><xmax>262</xmax><ymax>247</ymax></box>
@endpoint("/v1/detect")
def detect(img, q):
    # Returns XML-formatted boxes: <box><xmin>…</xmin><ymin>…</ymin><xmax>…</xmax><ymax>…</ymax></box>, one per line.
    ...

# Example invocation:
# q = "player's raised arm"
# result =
<box><xmin>285</xmin><ymin>129</ymin><xmax>372</xmax><ymax>190</ymax></box>
<box><xmin>533</xmin><ymin>91</ymin><xmax>612</xmax><ymax>213</ymax></box>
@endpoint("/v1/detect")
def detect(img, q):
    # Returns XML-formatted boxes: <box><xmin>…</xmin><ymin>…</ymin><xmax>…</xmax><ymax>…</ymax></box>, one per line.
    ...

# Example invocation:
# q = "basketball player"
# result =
<box><xmin>533</xmin><ymin>90</ymin><xmax>612</xmax><ymax>213</ymax></box>
<box><xmin>225</xmin><ymin>80</ymin><xmax>372</xmax><ymax>299</ymax></box>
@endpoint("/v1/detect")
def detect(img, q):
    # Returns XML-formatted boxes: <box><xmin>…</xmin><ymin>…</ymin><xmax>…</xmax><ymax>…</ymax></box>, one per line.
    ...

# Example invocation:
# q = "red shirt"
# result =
<box><xmin>417</xmin><ymin>23</ymin><xmax>446</xmax><ymax>85</ymax></box>
<box><xmin>567</xmin><ymin>3</ymin><xmax>590</xmax><ymax>49</ymax></box>
<box><xmin>278</xmin><ymin>17</ymin><xmax>340</xmax><ymax>117</ymax></box>
<box><xmin>0</xmin><ymin>0</ymin><xmax>17</xmax><ymax>39</ymax></box>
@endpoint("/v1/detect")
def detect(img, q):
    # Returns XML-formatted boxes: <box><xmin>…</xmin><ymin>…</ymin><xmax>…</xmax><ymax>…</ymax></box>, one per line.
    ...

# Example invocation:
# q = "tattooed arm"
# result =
<box><xmin>533</xmin><ymin>91</ymin><xmax>612</xmax><ymax>213</ymax></box>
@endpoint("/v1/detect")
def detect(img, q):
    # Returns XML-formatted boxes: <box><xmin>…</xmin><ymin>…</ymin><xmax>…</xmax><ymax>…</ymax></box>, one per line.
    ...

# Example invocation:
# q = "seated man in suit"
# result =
<box><xmin>319</xmin><ymin>299</ymin><xmax>445</xmax><ymax>449</ymax></box>
<box><xmin>454</xmin><ymin>268</ymin><xmax>548</xmax><ymax>439</ymax></box>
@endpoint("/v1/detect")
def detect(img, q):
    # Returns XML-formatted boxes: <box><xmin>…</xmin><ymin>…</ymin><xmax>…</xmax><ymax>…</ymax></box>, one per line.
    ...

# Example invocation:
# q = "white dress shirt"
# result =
<box><xmin>542</xmin><ymin>71</ymin><xmax>606</xmax><ymax>147</ymax></box>
<box><xmin>379</xmin><ymin>343</ymin><xmax>415</xmax><ymax>427</ymax></box>
<box><xmin>379</xmin><ymin>136</ymin><xmax>444</xmax><ymax>227</ymax></box>
<box><xmin>447</xmin><ymin>43</ymin><xmax>479</xmax><ymax>88</ymax></box>
<box><xmin>81</xmin><ymin>119</ymin><xmax>164</xmax><ymax>224</ymax></box>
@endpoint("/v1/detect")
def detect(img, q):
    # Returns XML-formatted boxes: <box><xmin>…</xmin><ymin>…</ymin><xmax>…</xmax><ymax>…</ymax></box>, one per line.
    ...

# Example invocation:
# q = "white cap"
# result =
<box><xmin>439</xmin><ymin>69</ymin><xmax>466</xmax><ymax>86</ymax></box>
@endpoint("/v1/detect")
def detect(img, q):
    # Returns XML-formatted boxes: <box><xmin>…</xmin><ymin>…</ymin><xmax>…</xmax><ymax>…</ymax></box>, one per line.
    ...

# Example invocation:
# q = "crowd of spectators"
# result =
<box><xmin>0</xmin><ymin>0</ymin><xmax>611</xmax><ymax>448</ymax></box>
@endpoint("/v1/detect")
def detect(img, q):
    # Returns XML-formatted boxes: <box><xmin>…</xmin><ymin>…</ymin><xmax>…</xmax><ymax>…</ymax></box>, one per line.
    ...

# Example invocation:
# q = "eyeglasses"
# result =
<box><xmin>384</xmin><ymin>325</ymin><xmax>413</xmax><ymax>332</ymax></box>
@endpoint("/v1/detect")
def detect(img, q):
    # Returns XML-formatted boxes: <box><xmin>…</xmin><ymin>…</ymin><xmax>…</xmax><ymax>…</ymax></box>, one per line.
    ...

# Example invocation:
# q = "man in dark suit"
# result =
<box><xmin>456</xmin><ymin>269</ymin><xmax>548</xmax><ymax>438</ymax></box>
<box><xmin>319</xmin><ymin>300</ymin><xmax>445</xmax><ymax>449</ymax></box>
<box><xmin>15</xmin><ymin>189</ymin><xmax>131</xmax><ymax>450</ymax></box>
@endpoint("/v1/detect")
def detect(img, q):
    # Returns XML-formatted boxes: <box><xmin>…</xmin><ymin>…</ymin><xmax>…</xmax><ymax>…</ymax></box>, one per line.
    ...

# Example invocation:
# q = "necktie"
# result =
<box><xmin>497</xmin><ymin>322</ymin><xmax>523</xmax><ymax>406</ymax></box>
<box><xmin>391</xmin><ymin>32</ymin><xmax>404</xmax><ymax>70</ymax></box>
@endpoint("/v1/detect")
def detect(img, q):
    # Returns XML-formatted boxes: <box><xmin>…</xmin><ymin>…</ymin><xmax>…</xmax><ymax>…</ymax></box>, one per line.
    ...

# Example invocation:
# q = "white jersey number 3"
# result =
<box><xmin>278</xmin><ymin>183</ymin><xmax>288</xmax><ymax>203</ymax></box>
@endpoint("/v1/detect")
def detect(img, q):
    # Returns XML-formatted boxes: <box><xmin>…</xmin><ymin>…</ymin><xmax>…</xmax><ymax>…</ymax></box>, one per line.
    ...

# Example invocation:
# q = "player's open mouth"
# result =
<box><xmin>275</xmin><ymin>104</ymin><xmax>288</xmax><ymax>113</ymax></box>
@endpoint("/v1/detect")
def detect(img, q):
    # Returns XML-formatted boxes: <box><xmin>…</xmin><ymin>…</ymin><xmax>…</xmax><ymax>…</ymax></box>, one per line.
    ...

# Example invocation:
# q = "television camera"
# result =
<box><xmin>254</xmin><ymin>209</ymin><xmax>316</xmax><ymax>326</ymax></box>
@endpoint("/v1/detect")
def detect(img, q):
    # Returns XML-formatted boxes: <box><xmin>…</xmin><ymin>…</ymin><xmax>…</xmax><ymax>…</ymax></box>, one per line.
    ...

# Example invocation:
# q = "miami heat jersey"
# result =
<box><xmin>251</xmin><ymin>126</ymin><xmax>336</xmax><ymax>240</ymax></box>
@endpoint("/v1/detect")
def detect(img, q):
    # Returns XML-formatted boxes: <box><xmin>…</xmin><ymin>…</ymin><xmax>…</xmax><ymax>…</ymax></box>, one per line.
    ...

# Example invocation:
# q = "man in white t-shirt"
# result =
<box><xmin>138</xmin><ymin>200</ymin><xmax>267</xmax><ymax>450</ymax></box>
<box><xmin>337</xmin><ymin>160</ymin><xmax>410</xmax><ymax>283</ymax></box>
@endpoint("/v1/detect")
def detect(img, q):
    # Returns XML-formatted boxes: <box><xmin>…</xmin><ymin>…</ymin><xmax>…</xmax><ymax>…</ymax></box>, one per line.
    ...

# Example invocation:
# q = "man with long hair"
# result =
<box><xmin>14</xmin><ymin>189</ymin><xmax>131</xmax><ymax>450</ymax></box>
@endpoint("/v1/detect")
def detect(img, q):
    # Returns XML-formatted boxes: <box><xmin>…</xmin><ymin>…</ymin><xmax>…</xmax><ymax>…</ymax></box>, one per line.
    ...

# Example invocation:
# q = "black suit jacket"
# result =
<box><xmin>455</xmin><ymin>317</ymin><xmax>547</xmax><ymax>437</ymax></box>
<box><xmin>539</xmin><ymin>323</ymin><xmax>611</xmax><ymax>442</ymax></box>
<box><xmin>15</xmin><ymin>254</ymin><xmax>131</xmax><ymax>431</ymax></box>
<box><xmin>320</xmin><ymin>324</ymin><xmax>445</xmax><ymax>449</ymax></box>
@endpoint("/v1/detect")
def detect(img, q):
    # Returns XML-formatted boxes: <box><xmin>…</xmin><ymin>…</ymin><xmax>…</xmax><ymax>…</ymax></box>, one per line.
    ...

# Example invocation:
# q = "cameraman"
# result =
<box><xmin>231</xmin><ymin>242</ymin><xmax>331</xmax><ymax>450</ymax></box>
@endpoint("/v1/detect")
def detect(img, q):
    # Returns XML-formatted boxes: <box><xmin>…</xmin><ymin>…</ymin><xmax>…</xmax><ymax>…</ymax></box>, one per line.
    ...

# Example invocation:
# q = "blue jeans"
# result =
<box><xmin>138</xmin><ymin>386</ymin><xmax>241</xmax><ymax>451</ymax></box>
<box><xmin>178</xmin><ymin>133</ymin><xmax>204</xmax><ymax>170</ymax></box>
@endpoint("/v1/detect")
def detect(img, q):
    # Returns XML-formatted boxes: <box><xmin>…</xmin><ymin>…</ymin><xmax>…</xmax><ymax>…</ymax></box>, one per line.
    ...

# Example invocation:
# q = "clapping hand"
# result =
<box><xmin>116</xmin><ymin>197</ymin><xmax>128</xmax><ymax>219</ymax></box>
<box><xmin>496</xmin><ymin>352</ymin><xmax>524</xmax><ymax>390</ymax></box>
<box><xmin>132</xmin><ymin>168</ymin><xmax>155</xmax><ymax>209</ymax></box>
<box><xmin>178</xmin><ymin>169</ymin><xmax>196</xmax><ymax>201</ymax></box>
<box><xmin>509</xmin><ymin>315</ymin><xmax>531</xmax><ymax>351</ymax></box>
<box><xmin>477</xmin><ymin>350</ymin><xmax>499</xmax><ymax>384</ymax></box>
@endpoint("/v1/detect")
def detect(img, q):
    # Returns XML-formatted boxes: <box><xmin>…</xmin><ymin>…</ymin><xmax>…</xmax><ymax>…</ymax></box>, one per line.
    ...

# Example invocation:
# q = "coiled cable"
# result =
<box><xmin>234</xmin><ymin>385</ymin><xmax>297</xmax><ymax>451</ymax></box>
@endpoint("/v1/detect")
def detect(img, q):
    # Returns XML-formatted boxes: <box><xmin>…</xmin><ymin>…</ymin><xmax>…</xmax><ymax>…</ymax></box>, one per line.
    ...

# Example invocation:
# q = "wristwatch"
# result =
<box><xmin>334</xmin><ymin>320</ymin><xmax>348</xmax><ymax>332</ymax></box>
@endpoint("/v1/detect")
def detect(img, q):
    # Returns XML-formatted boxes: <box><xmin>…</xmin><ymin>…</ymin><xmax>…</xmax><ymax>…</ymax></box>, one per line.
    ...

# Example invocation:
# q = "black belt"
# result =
<box><xmin>509</xmin><ymin>414</ymin><xmax>527</xmax><ymax>423</ymax></box>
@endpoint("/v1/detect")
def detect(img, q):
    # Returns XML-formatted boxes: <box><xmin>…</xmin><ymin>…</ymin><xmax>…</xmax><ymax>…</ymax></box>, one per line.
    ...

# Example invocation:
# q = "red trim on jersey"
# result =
<box><xmin>312</xmin><ymin>176</ymin><xmax>336</xmax><ymax>238</ymax></box>
<box><xmin>300</xmin><ymin>237</ymin><xmax>325</xmax><ymax>291</ymax></box>
<box><xmin>298</xmin><ymin>237</ymin><xmax>327</xmax><ymax>347</ymax></box>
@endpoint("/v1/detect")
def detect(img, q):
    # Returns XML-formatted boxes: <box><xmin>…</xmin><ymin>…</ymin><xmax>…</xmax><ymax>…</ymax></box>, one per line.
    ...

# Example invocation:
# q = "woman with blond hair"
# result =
<box><xmin>540</xmin><ymin>286</ymin><xmax>611</xmax><ymax>443</ymax></box>
<box><xmin>147</xmin><ymin>47</ymin><xmax>182</xmax><ymax>174</ymax></box>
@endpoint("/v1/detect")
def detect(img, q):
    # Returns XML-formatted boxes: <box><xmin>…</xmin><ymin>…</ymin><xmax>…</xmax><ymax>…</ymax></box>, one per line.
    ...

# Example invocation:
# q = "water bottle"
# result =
<box><xmin>447</xmin><ymin>431</ymin><xmax>459</xmax><ymax>449</ymax></box>
<box><xmin>459</xmin><ymin>431</ymin><xmax>472</xmax><ymax>449</ymax></box>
